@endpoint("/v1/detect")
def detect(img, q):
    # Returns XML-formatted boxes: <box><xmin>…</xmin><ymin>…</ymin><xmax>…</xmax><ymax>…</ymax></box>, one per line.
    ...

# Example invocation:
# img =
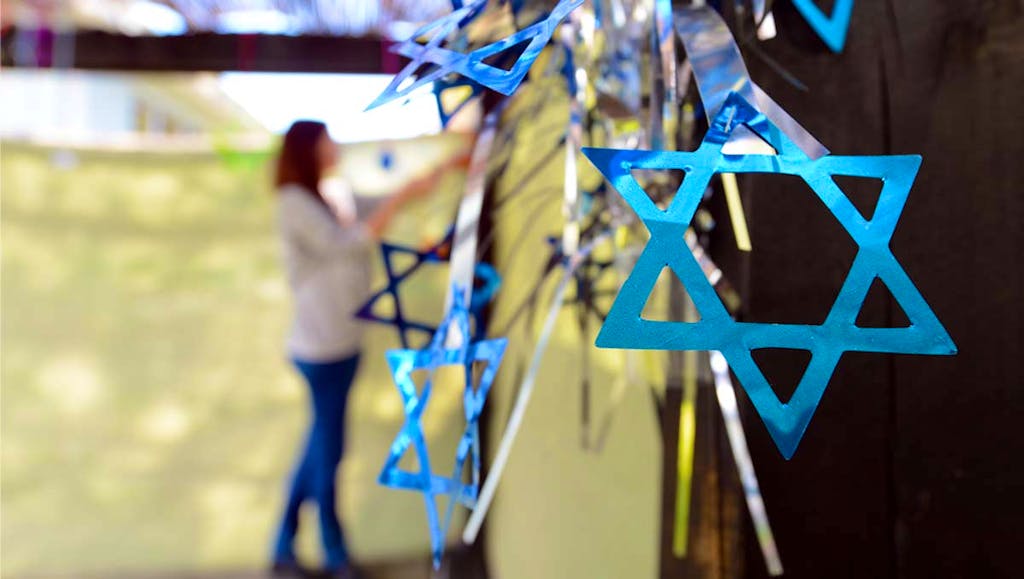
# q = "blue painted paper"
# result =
<box><xmin>378</xmin><ymin>287</ymin><xmax>508</xmax><ymax>568</ymax></box>
<box><xmin>583</xmin><ymin>92</ymin><xmax>956</xmax><ymax>458</ymax></box>
<box><xmin>791</xmin><ymin>0</ymin><xmax>854</xmax><ymax>53</ymax></box>
<box><xmin>366</xmin><ymin>0</ymin><xmax>584</xmax><ymax>111</ymax></box>
<box><xmin>354</xmin><ymin>229</ymin><xmax>501</xmax><ymax>348</ymax></box>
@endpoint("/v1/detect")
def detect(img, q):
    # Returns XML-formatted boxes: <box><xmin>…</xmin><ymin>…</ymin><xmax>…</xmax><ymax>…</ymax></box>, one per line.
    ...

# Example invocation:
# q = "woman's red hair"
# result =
<box><xmin>275</xmin><ymin>120</ymin><xmax>328</xmax><ymax>199</ymax></box>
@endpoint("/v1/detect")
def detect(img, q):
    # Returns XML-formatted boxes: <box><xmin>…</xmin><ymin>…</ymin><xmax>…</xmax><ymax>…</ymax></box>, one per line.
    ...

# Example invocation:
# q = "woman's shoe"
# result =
<box><xmin>319</xmin><ymin>565</ymin><xmax>361</xmax><ymax>579</ymax></box>
<box><xmin>270</xmin><ymin>560</ymin><xmax>315</xmax><ymax>577</ymax></box>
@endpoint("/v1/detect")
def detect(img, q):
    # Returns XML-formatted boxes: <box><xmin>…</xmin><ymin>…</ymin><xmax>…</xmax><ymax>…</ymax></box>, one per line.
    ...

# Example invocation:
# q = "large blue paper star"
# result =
<box><xmin>582</xmin><ymin>92</ymin><xmax>956</xmax><ymax>459</ymax></box>
<box><xmin>366</xmin><ymin>0</ymin><xmax>583</xmax><ymax>111</ymax></box>
<box><xmin>355</xmin><ymin>228</ymin><xmax>501</xmax><ymax>348</ymax></box>
<box><xmin>791</xmin><ymin>0</ymin><xmax>854</xmax><ymax>53</ymax></box>
<box><xmin>378</xmin><ymin>287</ymin><xmax>508</xmax><ymax>568</ymax></box>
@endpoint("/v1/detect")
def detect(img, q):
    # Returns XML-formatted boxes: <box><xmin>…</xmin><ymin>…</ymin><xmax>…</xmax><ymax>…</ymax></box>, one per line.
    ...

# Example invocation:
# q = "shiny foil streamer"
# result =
<box><xmin>646</xmin><ymin>0</ymin><xmax>677</xmax><ymax>152</ymax></box>
<box><xmin>672</xmin><ymin>228</ymin><xmax>742</xmax><ymax>558</ymax></box>
<box><xmin>654</xmin><ymin>0</ymin><xmax>678</xmax><ymax>105</ymax></box>
<box><xmin>674</xmin><ymin>5</ymin><xmax>755</xmax><ymax>124</ymax></box>
<box><xmin>673</xmin><ymin>230</ymin><xmax>780</xmax><ymax>571</ymax></box>
<box><xmin>674</xmin><ymin>5</ymin><xmax>829</xmax><ymax>160</ymax></box>
<box><xmin>559</xmin><ymin>18</ymin><xmax>589</xmax><ymax>256</ymax></box>
<box><xmin>462</xmin><ymin>229</ymin><xmax>614</xmax><ymax>544</ymax></box>
<box><xmin>444</xmin><ymin>103</ymin><xmax>504</xmax><ymax>334</ymax></box>
<box><xmin>710</xmin><ymin>351</ymin><xmax>784</xmax><ymax>576</ymax></box>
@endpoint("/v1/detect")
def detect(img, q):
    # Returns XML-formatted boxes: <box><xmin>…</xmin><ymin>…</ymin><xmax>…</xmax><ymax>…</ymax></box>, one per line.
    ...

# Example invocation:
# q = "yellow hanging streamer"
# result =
<box><xmin>721</xmin><ymin>173</ymin><xmax>753</xmax><ymax>252</ymax></box>
<box><xmin>672</xmin><ymin>299</ymin><xmax>700</xmax><ymax>557</ymax></box>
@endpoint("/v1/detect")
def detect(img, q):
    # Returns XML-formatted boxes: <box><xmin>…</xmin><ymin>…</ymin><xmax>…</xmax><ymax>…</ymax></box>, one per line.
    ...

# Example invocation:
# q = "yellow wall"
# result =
<box><xmin>0</xmin><ymin>136</ymin><xmax>470</xmax><ymax>575</ymax></box>
<box><xmin>484</xmin><ymin>85</ymin><xmax>662</xmax><ymax>579</ymax></box>
<box><xmin>2</xmin><ymin>99</ymin><xmax>664</xmax><ymax>578</ymax></box>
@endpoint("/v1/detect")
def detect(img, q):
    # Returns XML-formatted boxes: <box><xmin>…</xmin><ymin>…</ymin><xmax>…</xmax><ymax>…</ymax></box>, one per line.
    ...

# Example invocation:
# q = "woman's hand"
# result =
<box><xmin>365</xmin><ymin>147</ymin><xmax>472</xmax><ymax>238</ymax></box>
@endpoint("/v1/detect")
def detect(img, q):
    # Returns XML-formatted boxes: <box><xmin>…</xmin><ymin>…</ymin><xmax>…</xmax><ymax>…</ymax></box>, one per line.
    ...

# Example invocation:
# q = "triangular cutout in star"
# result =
<box><xmin>832</xmin><ymin>174</ymin><xmax>882</xmax><ymax>222</ymax></box>
<box><xmin>724</xmin><ymin>346</ymin><xmax>840</xmax><ymax>459</ymax></box>
<box><xmin>439</xmin><ymin>84</ymin><xmax>474</xmax><ymax>111</ymax></box>
<box><xmin>410</xmin><ymin>368</ymin><xmax>433</xmax><ymax>399</ymax></box>
<box><xmin>630</xmin><ymin>168</ymin><xmax>687</xmax><ymax>211</ymax></box>
<box><xmin>387</xmin><ymin>247</ymin><xmax>422</xmax><ymax>278</ymax></box>
<box><xmin>406</xmin><ymin>62</ymin><xmax>442</xmax><ymax>85</ymax></box>
<box><xmin>395</xmin><ymin>433</ymin><xmax>424</xmax><ymax>475</ymax></box>
<box><xmin>481</xmin><ymin>38</ymin><xmax>534</xmax><ymax>72</ymax></box>
<box><xmin>750</xmin><ymin>348</ymin><xmax>813</xmax><ymax>404</ymax></box>
<box><xmin>641</xmin><ymin>266</ymin><xmax>703</xmax><ymax>322</ymax></box>
<box><xmin>855</xmin><ymin>277</ymin><xmax>911</xmax><ymax>328</ymax></box>
<box><xmin>790</xmin><ymin>0</ymin><xmax>855</xmax><ymax>52</ymax></box>
<box><xmin>465</xmin><ymin>359</ymin><xmax>485</xmax><ymax>397</ymax></box>
<box><xmin>369</xmin><ymin>292</ymin><xmax>398</xmax><ymax>320</ymax></box>
<box><xmin>435</xmin><ymin>78</ymin><xmax>482</xmax><ymax>127</ymax></box>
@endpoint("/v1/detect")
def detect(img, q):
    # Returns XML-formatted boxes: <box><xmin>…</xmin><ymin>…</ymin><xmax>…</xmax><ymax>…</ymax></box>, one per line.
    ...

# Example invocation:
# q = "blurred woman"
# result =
<box><xmin>271</xmin><ymin>120</ymin><xmax>424</xmax><ymax>578</ymax></box>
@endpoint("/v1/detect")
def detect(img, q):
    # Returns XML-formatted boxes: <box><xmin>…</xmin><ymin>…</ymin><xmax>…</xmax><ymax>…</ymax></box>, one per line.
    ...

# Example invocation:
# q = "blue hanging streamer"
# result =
<box><xmin>583</xmin><ymin>91</ymin><xmax>956</xmax><ymax>459</ymax></box>
<box><xmin>378</xmin><ymin>286</ymin><xmax>508</xmax><ymax>568</ymax></box>
<box><xmin>366</xmin><ymin>0</ymin><xmax>584</xmax><ymax>111</ymax></box>
<box><xmin>354</xmin><ymin>228</ymin><xmax>501</xmax><ymax>348</ymax></box>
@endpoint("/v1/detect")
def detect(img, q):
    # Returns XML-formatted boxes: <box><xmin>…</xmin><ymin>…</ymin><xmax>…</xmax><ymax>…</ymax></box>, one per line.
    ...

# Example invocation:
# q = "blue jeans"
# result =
<box><xmin>273</xmin><ymin>353</ymin><xmax>360</xmax><ymax>570</ymax></box>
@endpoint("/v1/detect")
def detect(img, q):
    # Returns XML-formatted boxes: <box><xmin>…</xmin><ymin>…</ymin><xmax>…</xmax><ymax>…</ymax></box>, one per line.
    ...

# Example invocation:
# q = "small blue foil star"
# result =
<box><xmin>355</xmin><ymin>229</ymin><xmax>501</xmax><ymax>348</ymax></box>
<box><xmin>366</xmin><ymin>0</ymin><xmax>583</xmax><ymax>111</ymax></box>
<box><xmin>378</xmin><ymin>286</ymin><xmax>508</xmax><ymax>568</ymax></box>
<box><xmin>582</xmin><ymin>91</ymin><xmax>956</xmax><ymax>459</ymax></box>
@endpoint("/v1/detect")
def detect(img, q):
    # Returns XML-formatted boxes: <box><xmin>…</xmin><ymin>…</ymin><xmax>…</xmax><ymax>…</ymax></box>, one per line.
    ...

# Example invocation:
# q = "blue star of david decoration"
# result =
<box><xmin>791</xmin><ymin>0</ymin><xmax>854</xmax><ymax>53</ymax></box>
<box><xmin>355</xmin><ymin>228</ymin><xmax>501</xmax><ymax>348</ymax></box>
<box><xmin>366</xmin><ymin>0</ymin><xmax>584</xmax><ymax>111</ymax></box>
<box><xmin>378</xmin><ymin>286</ymin><xmax>508</xmax><ymax>568</ymax></box>
<box><xmin>582</xmin><ymin>91</ymin><xmax>956</xmax><ymax>459</ymax></box>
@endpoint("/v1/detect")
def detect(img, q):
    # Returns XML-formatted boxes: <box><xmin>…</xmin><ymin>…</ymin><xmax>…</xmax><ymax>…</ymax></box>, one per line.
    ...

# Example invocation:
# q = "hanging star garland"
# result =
<box><xmin>366</xmin><ymin>0</ymin><xmax>584</xmax><ymax>111</ymax></box>
<box><xmin>378</xmin><ymin>286</ymin><xmax>508</xmax><ymax>568</ymax></box>
<box><xmin>583</xmin><ymin>91</ymin><xmax>956</xmax><ymax>459</ymax></box>
<box><xmin>355</xmin><ymin>228</ymin><xmax>501</xmax><ymax>348</ymax></box>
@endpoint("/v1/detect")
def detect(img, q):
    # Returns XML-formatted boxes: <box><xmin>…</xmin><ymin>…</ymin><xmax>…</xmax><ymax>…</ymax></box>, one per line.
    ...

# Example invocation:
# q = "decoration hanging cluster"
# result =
<box><xmin>359</xmin><ymin>0</ymin><xmax>954</xmax><ymax>573</ymax></box>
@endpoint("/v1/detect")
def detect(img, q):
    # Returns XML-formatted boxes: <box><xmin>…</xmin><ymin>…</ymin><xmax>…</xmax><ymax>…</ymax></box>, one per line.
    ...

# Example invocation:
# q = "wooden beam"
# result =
<box><xmin>1</xmin><ymin>28</ymin><xmax>393</xmax><ymax>73</ymax></box>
